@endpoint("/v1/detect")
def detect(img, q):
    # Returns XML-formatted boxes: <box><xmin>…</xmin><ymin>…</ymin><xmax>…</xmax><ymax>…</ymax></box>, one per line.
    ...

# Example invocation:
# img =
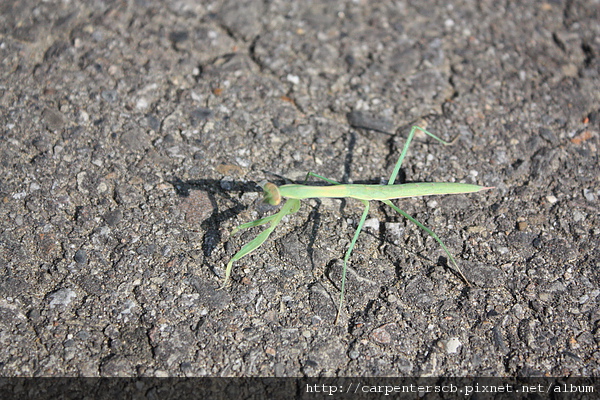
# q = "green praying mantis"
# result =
<box><xmin>222</xmin><ymin>126</ymin><xmax>493</xmax><ymax>323</ymax></box>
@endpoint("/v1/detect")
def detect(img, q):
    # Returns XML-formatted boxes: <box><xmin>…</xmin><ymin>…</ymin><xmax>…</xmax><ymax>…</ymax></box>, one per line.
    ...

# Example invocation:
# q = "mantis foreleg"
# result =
<box><xmin>231</xmin><ymin>214</ymin><xmax>280</xmax><ymax>235</ymax></box>
<box><xmin>222</xmin><ymin>198</ymin><xmax>301</xmax><ymax>288</ymax></box>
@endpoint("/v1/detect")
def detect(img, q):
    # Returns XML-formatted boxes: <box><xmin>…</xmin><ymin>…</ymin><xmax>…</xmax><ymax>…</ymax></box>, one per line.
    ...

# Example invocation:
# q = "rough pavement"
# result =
<box><xmin>0</xmin><ymin>0</ymin><xmax>598</xmax><ymax>377</ymax></box>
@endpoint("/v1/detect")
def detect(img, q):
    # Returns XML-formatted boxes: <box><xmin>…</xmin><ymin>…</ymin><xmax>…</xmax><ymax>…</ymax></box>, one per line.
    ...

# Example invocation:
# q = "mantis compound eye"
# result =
<box><xmin>261</xmin><ymin>182</ymin><xmax>281</xmax><ymax>205</ymax></box>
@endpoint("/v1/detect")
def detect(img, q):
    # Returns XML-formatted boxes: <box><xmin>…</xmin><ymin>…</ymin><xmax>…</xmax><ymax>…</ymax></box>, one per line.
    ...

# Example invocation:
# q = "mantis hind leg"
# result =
<box><xmin>385</xmin><ymin>127</ymin><xmax>469</xmax><ymax>285</ymax></box>
<box><xmin>381</xmin><ymin>199</ymin><xmax>470</xmax><ymax>285</ymax></box>
<box><xmin>388</xmin><ymin>125</ymin><xmax>457</xmax><ymax>185</ymax></box>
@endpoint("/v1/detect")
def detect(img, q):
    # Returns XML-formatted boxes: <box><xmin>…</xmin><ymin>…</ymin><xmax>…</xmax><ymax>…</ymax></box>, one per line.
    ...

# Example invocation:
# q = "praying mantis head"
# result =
<box><xmin>259</xmin><ymin>181</ymin><xmax>282</xmax><ymax>205</ymax></box>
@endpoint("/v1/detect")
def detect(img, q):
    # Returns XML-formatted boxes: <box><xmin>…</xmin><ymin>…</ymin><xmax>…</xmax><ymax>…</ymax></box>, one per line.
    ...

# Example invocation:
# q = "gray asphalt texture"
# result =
<box><xmin>0</xmin><ymin>0</ymin><xmax>598</xmax><ymax>377</ymax></box>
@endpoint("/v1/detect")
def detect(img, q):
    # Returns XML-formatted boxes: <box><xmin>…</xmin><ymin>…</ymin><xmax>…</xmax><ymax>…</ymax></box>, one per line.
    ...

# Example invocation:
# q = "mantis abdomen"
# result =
<box><xmin>278</xmin><ymin>182</ymin><xmax>489</xmax><ymax>201</ymax></box>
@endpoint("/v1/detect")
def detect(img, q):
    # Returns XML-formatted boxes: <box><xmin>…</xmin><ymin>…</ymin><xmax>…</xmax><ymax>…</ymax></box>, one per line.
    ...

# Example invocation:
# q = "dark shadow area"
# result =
<box><xmin>170</xmin><ymin>177</ymin><xmax>260</xmax><ymax>258</ymax></box>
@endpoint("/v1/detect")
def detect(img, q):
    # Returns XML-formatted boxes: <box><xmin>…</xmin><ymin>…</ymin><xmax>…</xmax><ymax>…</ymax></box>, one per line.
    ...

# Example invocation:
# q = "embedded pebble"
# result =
<box><xmin>48</xmin><ymin>288</ymin><xmax>77</xmax><ymax>308</ymax></box>
<box><xmin>372</xmin><ymin>325</ymin><xmax>393</xmax><ymax>344</ymax></box>
<box><xmin>385</xmin><ymin>222</ymin><xmax>404</xmax><ymax>240</ymax></box>
<box><xmin>363</xmin><ymin>218</ymin><xmax>380</xmax><ymax>232</ymax></box>
<box><xmin>572</xmin><ymin>210</ymin><xmax>585</xmax><ymax>222</ymax></box>
<box><xmin>445</xmin><ymin>337</ymin><xmax>462</xmax><ymax>354</ymax></box>
<box><xmin>583</xmin><ymin>189</ymin><xmax>595</xmax><ymax>202</ymax></box>
<box><xmin>286</xmin><ymin>74</ymin><xmax>300</xmax><ymax>84</ymax></box>
<box><xmin>546</xmin><ymin>195</ymin><xmax>558</xmax><ymax>204</ymax></box>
